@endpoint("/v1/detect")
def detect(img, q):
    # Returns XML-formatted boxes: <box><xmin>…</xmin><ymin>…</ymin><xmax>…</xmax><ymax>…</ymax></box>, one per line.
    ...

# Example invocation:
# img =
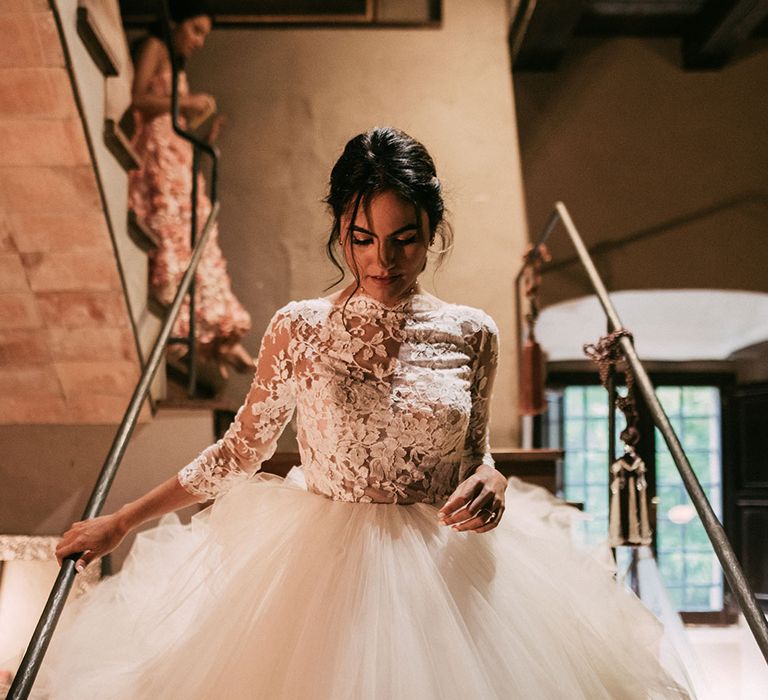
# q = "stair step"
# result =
<box><xmin>76</xmin><ymin>5</ymin><xmax>119</xmax><ymax>76</ymax></box>
<box><xmin>146</xmin><ymin>293</ymin><xmax>170</xmax><ymax>322</ymax></box>
<box><xmin>127</xmin><ymin>210</ymin><xmax>161</xmax><ymax>252</ymax></box>
<box><xmin>156</xmin><ymin>396</ymin><xmax>233</xmax><ymax>412</ymax></box>
<box><xmin>105</xmin><ymin>119</ymin><xmax>140</xmax><ymax>172</ymax></box>
<box><xmin>163</xmin><ymin>356</ymin><xmax>229</xmax><ymax>403</ymax></box>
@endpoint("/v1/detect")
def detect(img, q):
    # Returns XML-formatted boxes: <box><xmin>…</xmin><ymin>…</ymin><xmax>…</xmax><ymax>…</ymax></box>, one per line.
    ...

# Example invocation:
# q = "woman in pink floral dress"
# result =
<box><xmin>129</xmin><ymin>1</ymin><xmax>253</xmax><ymax>377</ymax></box>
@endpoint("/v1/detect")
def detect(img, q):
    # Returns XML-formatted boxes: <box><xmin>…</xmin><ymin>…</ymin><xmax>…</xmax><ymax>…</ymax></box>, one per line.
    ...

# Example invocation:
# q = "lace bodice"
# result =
<box><xmin>177</xmin><ymin>290</ymin><xmax>499</xmax><ymax>505</ymax></box>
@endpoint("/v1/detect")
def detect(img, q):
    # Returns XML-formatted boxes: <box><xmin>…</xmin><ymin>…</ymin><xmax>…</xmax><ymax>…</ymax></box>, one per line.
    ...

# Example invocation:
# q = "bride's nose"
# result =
<box><xmin>376</xmin><ymin>240</ymin><xmax>395</xmax><ymax>268</ymax></box>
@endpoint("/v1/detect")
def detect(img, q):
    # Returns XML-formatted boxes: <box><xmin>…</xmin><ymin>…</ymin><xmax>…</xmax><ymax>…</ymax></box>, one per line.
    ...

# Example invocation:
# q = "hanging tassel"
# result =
<box><xmin>518</xmin><ymin>243</ymin><xmax>550</xmax><ymax>417</ymax></box>
<box><xmin>638</xmin><ymin>471</ymin><xmax>651</xmax><ymax>543</ymax></box>
<box><xmin>608</xmin><ymin>458</ymin><xmax>624</xmax><ymax>546</ymax></box>
<box><xmin>519</xmin><ymin>335</ymin><xmax>546</xmax><ymax>416</ymax></box>
<box><xmin>627</xmin><ymin>472</ymin><xmax>640</xmax><ymax>543</ymax></box>
<box><xmin>608</xmin><ymin>447</ymin><xmax>653</xmax><ymax>547</ymax></box>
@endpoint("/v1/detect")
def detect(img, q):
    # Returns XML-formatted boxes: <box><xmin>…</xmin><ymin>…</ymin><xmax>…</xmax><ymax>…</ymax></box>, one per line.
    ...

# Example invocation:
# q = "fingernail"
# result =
<box><xmin>75</xmin><ymin>562</ymin><xmax>85</xmax><ymax>573</ymax></box>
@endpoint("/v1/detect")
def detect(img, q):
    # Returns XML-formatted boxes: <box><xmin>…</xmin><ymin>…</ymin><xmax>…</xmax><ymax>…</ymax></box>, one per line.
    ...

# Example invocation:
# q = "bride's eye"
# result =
<box><xmin>394</xmin><ymin>236</ymin><xmax>418</xmax><ymax>246</ymax></box>
<box><xmin>351</xmin><ymin>236</ymin><xmax>373</xmax><ymax>246</ymax></box>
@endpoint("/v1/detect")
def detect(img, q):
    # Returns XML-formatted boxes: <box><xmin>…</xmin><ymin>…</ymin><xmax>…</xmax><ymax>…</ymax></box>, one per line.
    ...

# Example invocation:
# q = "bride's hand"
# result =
<box><xmin>55</xmin><ymin>513</ymin><xmax>128</xmax><ymax>572</ymax></box>
<box><xmin>438</xmin><ymin>465</ymin><xmax>507</xmax><ymax>533</ymax></box>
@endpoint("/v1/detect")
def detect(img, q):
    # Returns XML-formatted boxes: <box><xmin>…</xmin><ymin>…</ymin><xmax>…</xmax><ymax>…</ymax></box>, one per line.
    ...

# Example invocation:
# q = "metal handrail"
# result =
<box><xmin>517</xmin><ymin>201</ymin><xmax>768</xmax><ymax>665</ymax></box>
<box><xmin>7</xmin><ymin>206</ymin><xmax>220</xmax><ymax>700</ymax></box>
<box><xmin>8</xmin><ymin>2</ymin><xmax>221</xmax><ymax>696</ymax></box>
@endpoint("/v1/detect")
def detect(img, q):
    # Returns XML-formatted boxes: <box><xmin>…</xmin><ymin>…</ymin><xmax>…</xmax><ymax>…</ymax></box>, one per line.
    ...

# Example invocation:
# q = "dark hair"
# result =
<box><xmin>140</xmin><ymin>0</ymin><xmax>214</xmax><ymax>60</ymax></box>
<box><xmin>167</xmin><ymin>0</ymin><xmax>213</xmax><ymax>24</ymax></box>
<box><xmin>324</xmin><ymin>127</ymin><xmax>452</xmax><ymax>289</ymax></box>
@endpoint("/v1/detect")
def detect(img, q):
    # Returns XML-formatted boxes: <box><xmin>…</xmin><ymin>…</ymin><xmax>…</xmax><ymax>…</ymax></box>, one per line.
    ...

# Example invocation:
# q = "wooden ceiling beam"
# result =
<box><xmin>510</xmin><ymin>0</ymin><xmax>587</xmax><ymax>71</ymax></box>
<box><xmin>683</xmin><ymin>0</ymin><xmax>768</xmax><ymax>69</ymax></box>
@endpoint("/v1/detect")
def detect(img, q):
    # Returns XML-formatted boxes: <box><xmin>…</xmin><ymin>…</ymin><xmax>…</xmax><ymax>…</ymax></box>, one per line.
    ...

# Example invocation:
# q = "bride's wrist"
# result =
<box><xmin>114</xmin><ymin>505</ymin><xmax>138</xmax><ymax>535</ymax></box>
<box><xmin>474</xmin><ymin>464</ymin><xmax>507</xmax><ymax>483</ymax></box>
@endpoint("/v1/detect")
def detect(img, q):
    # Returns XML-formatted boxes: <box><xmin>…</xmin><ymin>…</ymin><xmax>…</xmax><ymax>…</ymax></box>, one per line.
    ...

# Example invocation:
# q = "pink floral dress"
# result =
<box><xmin>129</xmin><ymin>67</ymin><xmax>251</xmax><ymax>355</ymax></box>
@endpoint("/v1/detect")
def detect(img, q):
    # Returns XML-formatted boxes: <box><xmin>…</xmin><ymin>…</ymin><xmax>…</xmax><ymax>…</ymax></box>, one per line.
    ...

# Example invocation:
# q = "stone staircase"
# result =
<box><xmin>0</xmin><ymin>0</ymin><xmax>168</xmax><ymax>424</ymax></box>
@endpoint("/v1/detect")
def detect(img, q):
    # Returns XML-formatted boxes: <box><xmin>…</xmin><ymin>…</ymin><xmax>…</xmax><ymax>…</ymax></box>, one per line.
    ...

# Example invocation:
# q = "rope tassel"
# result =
<box><xmin>584</xmin><ymin>328</ymin><xmax>653</xmax><ymax>548</ymax></box>
<box><xmin>518</xmin><ymin>244</ymin><xmax>550</xmax><ymax>416</ymax></box>
<box><xmin>519</xmin><ymin>336</ymin><xmax>546</xmax><ymax>415</ymax></box>
<box><xmin>608</xmin><ymin>447</ymin><xmax>652</xmax><ymax>547</ymax></box>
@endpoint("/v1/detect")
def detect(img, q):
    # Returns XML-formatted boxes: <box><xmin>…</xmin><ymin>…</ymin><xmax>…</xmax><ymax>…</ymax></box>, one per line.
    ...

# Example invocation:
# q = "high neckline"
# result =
<box><xmin>322</xmin><ymin>285</ymin><xmax>443</xmax><ymax>316</ymax></box>
<box><xmin>329</xmin><ymin>287</ymin><xmax>444</xmax><ymax>316</ymax></box>
<box><xmin>349</xmin><ymin>286</ymin><xmax>418</xmax><ymax>311</ymax></box>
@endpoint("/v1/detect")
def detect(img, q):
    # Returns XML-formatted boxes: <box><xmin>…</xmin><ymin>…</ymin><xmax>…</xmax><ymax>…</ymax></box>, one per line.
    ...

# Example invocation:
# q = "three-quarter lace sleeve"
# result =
<box><xmin>459</xmin><ymin>315</ymin><xmax>499</xmax><ymax>481</ymax></box>
<box><xmin>177</xmin><ymin>306</ymin><xmax>296</xmax><ymax>501</ymax></box>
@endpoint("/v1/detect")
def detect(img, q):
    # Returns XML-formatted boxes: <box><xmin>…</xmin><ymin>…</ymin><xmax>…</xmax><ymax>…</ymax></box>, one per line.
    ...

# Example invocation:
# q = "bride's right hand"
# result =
<box><xmin>55</xmin><ymin>513</ymin><xmax>128</xmax><ymax>573</ymax></box>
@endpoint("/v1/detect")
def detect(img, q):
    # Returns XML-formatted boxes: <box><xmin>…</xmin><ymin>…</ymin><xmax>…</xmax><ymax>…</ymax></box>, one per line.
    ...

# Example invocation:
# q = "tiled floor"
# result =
<box><xmin>686</xmin><ymin>617</ymin><xmax>768</xmax><ymax>700</ymax></box>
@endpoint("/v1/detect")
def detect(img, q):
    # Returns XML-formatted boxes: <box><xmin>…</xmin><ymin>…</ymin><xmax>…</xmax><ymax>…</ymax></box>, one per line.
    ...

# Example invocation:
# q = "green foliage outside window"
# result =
<box><xmin>560</xmin><ymin>385</ymin><xmax>723</xmax><ymax>612</ymax></box>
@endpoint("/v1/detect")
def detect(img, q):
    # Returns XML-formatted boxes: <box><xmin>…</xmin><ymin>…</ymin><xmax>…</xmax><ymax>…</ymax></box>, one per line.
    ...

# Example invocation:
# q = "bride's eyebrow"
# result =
<box><xmin>351</xmin><ymin>223</ymin><xmax>418</xmax><ymax>237</ymax></box>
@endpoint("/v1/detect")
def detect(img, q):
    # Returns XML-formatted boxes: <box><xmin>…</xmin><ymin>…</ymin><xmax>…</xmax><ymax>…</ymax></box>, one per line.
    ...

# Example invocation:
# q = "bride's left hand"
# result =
<box><xmin>438</xmin><ymin>465</ymin><xmax>507</xmax><ymax>533</ymax></box>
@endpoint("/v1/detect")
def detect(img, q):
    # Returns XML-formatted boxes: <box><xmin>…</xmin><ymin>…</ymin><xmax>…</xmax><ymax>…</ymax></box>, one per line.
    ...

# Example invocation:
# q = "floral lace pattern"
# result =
<box><xmin>129</xmin><ymin>67</ymin><xmax>251</xmax><ymax>349</ymax></box>
<box><xmin>178</xmin><ymin>290</ymin><xmax>499</xmax><ymax>504</ymax></box>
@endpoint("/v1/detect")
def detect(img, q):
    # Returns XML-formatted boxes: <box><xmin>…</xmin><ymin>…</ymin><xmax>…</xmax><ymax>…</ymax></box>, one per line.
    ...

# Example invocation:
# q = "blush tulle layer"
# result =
<box><xmin>37</xmin><ymin>474</ymin><xmax>691</xmax><ymax>699</ymax></box>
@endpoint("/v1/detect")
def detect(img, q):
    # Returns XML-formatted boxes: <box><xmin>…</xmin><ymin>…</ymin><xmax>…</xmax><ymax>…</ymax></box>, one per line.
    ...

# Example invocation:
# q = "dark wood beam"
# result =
<box><xmin>119</xmin><ymin>0</ymin><xmax>441</xmax><ymax>27</ymax></box>
<box><xmin>510</xmin><ymin>0</ymin><xmax>587</xmax><ymax>71</ymax></box>
<box><xmin>578</xmin><ymin>0</ymin><xmax>702</xmax><ymax>36</ymax></box>
<box><xmin>683</xmin><ymin>0</ymin><xmax>768</xmax><ymax>69</ymax></box>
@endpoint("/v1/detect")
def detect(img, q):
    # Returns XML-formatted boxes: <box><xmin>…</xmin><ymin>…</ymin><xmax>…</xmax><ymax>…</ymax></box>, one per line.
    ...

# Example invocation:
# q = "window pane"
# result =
<box><xmin>682</xmin><ymin>387</ymin><xmax>718</xmax><ymax>416</ymax></box>
<box><xmin>656</xmin><ymin>386</ymin><xmax>722</xmax><ymax>612</ymax></box>
<box><xmin>565</xmin><ymin>420</ymin><xmax>584</xmax><ymax>451</ymax></box>
<box><xmin>565</xmin><ymin>388</ymin><xmax>584</xmax><ymax>418</ymax></box>
<box><xmin>682</xmin><ymin>418</ymin><xmax>713</xmax><ymax>451</ymax></box>
<box><xmin>585</xmin><ymin>386</ymin><xmax>609</xmax><ymax>417</ymax></box>
<box><xmin>586</xmin><ymin>419</ymin><xmax>608</xmax><ymax>451</ymax></box>
<box><xmin>585</xmin><ymin>451</ymin><xmax>606</xmax><ymax>485</ymax></box>
<box><xmin>657</xmin><ymin>386</ymin><xmax>681</xmax><ymax>414</ymax></box>
<box><xmin>656</xmin><ymin>451</ymin><xmax>677</xmax><ymax>483</ymax></box>
<box><xmin>657</xmin><ymin>517</ymin><xmax>683</xmax><ymax>551</ymax></box>
<box><xmin>561</xmin><ymin>387</ymin><xmax>610</xmax><ymax>547</ymax></box>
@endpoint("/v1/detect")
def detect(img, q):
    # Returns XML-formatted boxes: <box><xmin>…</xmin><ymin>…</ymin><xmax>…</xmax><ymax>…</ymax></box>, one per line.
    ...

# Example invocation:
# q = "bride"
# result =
<box><xmin>45</xmin><ymin>127</ymin><xmax>691</xmax><ymax>699</ymax></box>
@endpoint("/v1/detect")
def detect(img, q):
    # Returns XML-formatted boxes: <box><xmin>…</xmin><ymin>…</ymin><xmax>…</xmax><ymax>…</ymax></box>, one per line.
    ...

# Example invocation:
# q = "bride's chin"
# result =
<box><xmin>362</xmin><ymin>280</ymin><xmax>412</xmax><ymax>301</ymax></box>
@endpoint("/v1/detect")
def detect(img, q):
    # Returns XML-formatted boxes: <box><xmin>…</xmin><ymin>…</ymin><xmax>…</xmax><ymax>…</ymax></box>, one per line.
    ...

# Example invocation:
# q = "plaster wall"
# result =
<box><xmin>0</xmin><ymin>410</ymin><xmax>213</xmax><ymax>567</ymax></box>
<box><xmin>514</xmin><ymin>37</ymin><xmax>768</xmax><ymax>308</ymax></box>
<box><xmin>185</xmin><ymin>0</ymin><xmax>528</xmax><ymax>448</ymax></box>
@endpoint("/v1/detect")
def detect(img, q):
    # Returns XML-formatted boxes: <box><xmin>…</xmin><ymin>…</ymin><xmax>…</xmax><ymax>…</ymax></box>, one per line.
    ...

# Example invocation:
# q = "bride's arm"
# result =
<box><xmin>55</xmin><ymin>476</ymin><xmax>199</xmax><ymax>571</ymax></box>
<box><xmin>438</xmin><ymin>314</ymin><xmax>507</xmax><ymax>533</ymax></box>
<box><xmin>56</xmin><ymin>305</ymin><xmax>297</xmax><ymax>572</ymax></box>
<box><xmin>175</xmin><ymin>306</ymin><xmax>296</xmax><ymax>502</ymax></box>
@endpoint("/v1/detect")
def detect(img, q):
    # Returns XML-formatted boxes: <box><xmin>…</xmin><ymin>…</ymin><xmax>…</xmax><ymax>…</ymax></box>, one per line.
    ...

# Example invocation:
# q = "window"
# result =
<box><xmin>547</xmin><ymin>380</ymin><xmax>725</xmax><ymax>614</ymax></box>
<box><xmin>655</xmin><ymin>387</ymin><xmax>723</xmax><ymax>612</ymax></box>
<box><xmin>561</xmin><ymin>386</ymin><xmax>612</xmax><ymax>546</ymax></box>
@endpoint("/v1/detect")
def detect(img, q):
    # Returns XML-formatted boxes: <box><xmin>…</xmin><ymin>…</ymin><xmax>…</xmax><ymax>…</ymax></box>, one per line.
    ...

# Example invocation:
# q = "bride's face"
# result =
<box><xmin>340</xmin><ymin>190</ymin><xmax>430</xmax><ymax>306</ymax></box>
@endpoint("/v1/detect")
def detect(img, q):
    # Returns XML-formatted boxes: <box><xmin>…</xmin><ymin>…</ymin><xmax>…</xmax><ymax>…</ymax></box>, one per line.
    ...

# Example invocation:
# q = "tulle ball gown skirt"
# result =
<box><xmin>37</xmin><ymin>473</ymin><xmax>692</xmax><ymax>699</ymax></box>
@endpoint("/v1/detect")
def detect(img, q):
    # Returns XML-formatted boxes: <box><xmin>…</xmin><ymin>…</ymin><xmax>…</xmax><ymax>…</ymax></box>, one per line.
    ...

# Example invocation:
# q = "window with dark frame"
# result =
<box><xmin>542</xmin><ymin>373</ymin><xmax>732</xmax><ymax>619</ymax></box>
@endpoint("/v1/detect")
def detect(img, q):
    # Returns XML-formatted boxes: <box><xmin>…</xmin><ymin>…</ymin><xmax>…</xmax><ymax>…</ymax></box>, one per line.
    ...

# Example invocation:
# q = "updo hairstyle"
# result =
<box><xmin>324</xmin><ymin>127</ymin><xmax>452</xmax><ymax>288</ymax></box>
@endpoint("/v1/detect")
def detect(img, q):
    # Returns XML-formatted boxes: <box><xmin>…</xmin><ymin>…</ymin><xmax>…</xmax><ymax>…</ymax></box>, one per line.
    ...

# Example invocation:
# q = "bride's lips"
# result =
<box><xmin>369</xmin><ymin>274</ymin><xmax>401</xmax><ymax>286</ymax></box>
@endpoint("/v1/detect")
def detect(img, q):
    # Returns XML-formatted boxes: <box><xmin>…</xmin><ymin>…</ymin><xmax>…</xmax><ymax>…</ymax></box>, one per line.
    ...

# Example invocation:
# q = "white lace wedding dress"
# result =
<box><xmin>38</xmin><ymin>289</ymin><xmax>692</xmax><ymax>699</ymax></box>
